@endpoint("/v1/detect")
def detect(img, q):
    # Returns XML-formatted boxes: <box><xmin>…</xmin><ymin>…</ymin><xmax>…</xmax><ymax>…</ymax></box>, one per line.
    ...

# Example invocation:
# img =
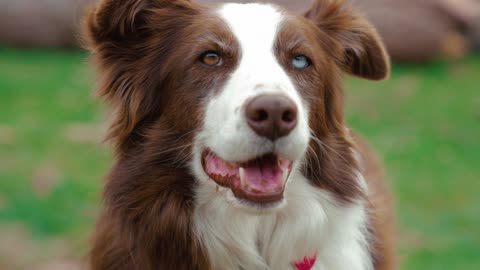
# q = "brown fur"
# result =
<box><xmin>84</xmin><ymin>0</ymin><xmax>395</xmax><ymax>269</ymax></box>
<box><xmin>352</xmin><ymin>133</ymin><xmax>396</xmax><ymax>270</ymax></box>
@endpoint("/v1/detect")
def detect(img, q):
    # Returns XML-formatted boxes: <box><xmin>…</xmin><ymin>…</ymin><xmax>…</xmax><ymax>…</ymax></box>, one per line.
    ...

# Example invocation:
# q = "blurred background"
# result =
<box><xmin>0</xmin><ymin>0</ymin><xmax>479</xmax><ymax>269</ymax></box>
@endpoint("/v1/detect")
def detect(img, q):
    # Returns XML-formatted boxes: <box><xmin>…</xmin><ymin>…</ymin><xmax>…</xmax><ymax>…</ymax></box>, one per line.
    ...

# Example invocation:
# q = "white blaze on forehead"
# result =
<box><xmin>216</xmin><ymin>3</ymin><xmax>294</xmax><ymax>89</ymax></box>
<box><xmin>217</xmin><ymin>3</ymin><xmax>283</xmax><ymax>62</ymax></box>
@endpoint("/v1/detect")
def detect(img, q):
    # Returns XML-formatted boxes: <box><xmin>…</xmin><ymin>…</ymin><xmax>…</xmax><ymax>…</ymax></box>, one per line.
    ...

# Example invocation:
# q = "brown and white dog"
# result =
<box><xmin>84</xmin><ymin>0</ymin><xmax>395</xmax><ymax>269</ymax></box>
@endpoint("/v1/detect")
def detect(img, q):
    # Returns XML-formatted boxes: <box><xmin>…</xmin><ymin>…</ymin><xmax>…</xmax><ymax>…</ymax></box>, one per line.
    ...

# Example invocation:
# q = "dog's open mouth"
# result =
<box><xmin>202</xmin><ymin>150</ymin><xmax>293</xmax><ymax>204</ymax></box>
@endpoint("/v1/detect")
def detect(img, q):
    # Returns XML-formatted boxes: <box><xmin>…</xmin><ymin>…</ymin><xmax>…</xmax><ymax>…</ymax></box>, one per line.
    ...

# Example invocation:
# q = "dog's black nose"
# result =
<box><xmin>245</xmin><ymin>94</ymin><xmax>298</xmax><ymax>141</ymax></box>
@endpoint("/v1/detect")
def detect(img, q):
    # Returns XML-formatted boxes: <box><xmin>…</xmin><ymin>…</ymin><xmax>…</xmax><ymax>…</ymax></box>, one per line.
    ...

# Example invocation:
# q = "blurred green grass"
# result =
<box><xmin>0</xmin><ymin>46</ymin><xmax>479</xmax><ymax>269</ymax></box>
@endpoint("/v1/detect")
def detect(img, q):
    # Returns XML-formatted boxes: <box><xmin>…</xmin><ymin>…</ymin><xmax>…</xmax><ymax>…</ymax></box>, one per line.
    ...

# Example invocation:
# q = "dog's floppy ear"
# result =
<box><xmin>85</xmin><ymin>0</ymin><xmax>152</xmax><ymax>44</ymax></box>
<box><xmin>83</xmin><ymin>0</ymin><xmax>195</xmax><ymax>149</ymax></box>
<box><xmin>305</xmin><ymin>0</ymin><xmax>390</xmax><ymax>80</ymax></box>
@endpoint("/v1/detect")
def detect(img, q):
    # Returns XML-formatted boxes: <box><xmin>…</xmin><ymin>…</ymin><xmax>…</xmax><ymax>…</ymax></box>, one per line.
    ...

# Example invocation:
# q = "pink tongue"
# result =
<box><xmin>204</xmin><ymin>151</ymin><xmax>292</xmax><ymax>195</ymax></box>
<box><xmin>243</xmin><ymin>161</ymin><xmax>284</xmax><ymax>193</ymax></box>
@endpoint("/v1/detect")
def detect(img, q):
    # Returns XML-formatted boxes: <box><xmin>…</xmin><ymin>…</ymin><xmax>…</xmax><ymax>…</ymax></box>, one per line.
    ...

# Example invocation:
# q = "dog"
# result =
<box><xmin>84</xmin><ymin>0</ymin><xmax>395</xmax><ymax>269</ymax></box>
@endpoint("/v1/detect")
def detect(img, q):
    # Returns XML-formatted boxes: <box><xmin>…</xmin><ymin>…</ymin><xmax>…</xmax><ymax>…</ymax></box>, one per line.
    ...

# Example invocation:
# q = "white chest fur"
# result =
<box><xmin>194</xmin><ymin>172</ymin><xmax>374</xmax><ymax>270</ymax></box>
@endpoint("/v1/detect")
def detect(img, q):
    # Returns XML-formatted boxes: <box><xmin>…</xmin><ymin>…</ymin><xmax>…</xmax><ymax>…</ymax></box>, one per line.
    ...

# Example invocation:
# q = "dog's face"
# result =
<box><xmin>195</xmin><ymin>4</ymin><xmax>313</xmax><ymax>208</ymax></box>
<box><xmin>85</xmin><ymin>0</ymin><xmax>389</xmax><ymax>210</ymax></box>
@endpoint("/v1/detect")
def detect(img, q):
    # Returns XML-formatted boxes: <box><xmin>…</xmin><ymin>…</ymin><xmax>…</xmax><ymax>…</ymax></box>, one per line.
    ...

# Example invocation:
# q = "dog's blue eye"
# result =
<box><xmin>292</xmin><ymin>55</ymin><xmax>310</xmax><ymax>70</ymax></box>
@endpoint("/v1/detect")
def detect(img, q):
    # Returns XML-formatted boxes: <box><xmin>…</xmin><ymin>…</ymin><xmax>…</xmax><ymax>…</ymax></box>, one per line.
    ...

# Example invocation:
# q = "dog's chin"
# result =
<box><xmin>200</xmin><ymin>149</ymin><xmax>294</xmax><ymax>210</ymax></box>
<box><xmin>225</xmin><ymin>189</ymin><xmax>288</xmax><ymax>214</ymax></box>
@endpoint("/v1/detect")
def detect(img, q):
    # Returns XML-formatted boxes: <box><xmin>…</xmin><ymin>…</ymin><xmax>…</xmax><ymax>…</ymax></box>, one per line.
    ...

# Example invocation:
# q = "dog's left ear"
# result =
<box><xmin>305</xmin><ymin>0</ymin><xmax>390</xmax><ymax>80</ymax></box>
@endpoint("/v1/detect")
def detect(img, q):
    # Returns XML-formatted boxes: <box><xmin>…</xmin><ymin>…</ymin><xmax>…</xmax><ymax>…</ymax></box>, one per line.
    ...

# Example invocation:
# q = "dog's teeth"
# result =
<box><xmin>239</xmin><ymin>167</ymin><xmax>246</xmax><ymax>187</ymax></box>
<box><xmin>282</xmin><ymin>169</ymin><xmax>289</xmax><ymax>184</ymax></box>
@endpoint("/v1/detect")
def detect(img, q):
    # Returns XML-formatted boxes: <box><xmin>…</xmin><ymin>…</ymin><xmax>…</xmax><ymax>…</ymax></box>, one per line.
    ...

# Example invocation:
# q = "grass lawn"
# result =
<box><xmin>0</xmin><ymin>46</ymin><xmax>479</xmax><ymax>269</ymax></box>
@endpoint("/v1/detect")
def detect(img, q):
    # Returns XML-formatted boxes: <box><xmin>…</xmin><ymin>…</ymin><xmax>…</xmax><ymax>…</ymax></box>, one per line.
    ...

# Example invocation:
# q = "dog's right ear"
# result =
<box><xmin>85</xmin><ymin>0</ymin><xmax>192</xmax><ymax>44</ymax></box>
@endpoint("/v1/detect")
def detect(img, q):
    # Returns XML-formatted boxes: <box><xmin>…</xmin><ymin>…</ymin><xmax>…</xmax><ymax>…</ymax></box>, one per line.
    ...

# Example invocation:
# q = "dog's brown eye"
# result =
<box><xmin>201</xmin><ymin>51</ymin><xmax>222</xmax><ymax>66</ymax></box>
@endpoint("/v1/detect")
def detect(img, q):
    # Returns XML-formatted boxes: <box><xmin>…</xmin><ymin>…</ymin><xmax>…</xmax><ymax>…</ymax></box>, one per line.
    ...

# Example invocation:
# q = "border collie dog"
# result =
<box><xmin>84</xmin><ymin>0</ymin><xmax>395</xmax><ymax>269</ymax></box>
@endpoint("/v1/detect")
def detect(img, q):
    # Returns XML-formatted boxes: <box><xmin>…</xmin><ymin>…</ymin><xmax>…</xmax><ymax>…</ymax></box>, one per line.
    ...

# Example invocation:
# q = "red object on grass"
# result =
<box><xmin>294</xmin><ymin>254</ymin><xmax>317</xmax><ymax>270</ymax></box>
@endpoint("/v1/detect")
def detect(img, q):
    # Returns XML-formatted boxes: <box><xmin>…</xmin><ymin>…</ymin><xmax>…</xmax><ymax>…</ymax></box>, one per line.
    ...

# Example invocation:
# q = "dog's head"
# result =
<box><xmin>85</xmin><ymin>0</ymin><xmax>389</xmax><ymax>210</ymax></box>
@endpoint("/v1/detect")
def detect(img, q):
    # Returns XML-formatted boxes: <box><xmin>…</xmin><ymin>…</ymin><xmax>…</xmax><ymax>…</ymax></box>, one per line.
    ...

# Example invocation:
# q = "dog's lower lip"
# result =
<box><xmin>201</xmin><ymin>149</ymin><xmax>293</xmax><ymax>204</ymax></box>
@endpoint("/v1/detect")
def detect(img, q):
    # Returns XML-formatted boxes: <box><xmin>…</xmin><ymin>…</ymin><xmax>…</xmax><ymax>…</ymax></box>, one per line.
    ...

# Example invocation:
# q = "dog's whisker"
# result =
<box><xmin>153</xmin><ymin>142</ymin><xmax>194</xmax><ymax>157</ymax></box>
<box><xmin>309</xmin><ymin>130</ymin><xmax>353</xmax><ymax>167</ymax></box>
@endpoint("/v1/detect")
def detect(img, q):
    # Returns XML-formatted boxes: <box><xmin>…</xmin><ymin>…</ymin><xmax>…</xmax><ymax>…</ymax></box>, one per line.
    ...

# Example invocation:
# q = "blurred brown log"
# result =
<box><xmin>0</xmin><ymin>0</ymin><xmax>95</xmax><ymax>48</ymax></box>
<box><xmin>353</xmin><ymin>0</ymin><xmax>480</xmax><ymax>62</ymax></box>
<box><xmin>0</xmin><ymin>0</ymin><xmax>479</xmax><ymax>62</ymax></box>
